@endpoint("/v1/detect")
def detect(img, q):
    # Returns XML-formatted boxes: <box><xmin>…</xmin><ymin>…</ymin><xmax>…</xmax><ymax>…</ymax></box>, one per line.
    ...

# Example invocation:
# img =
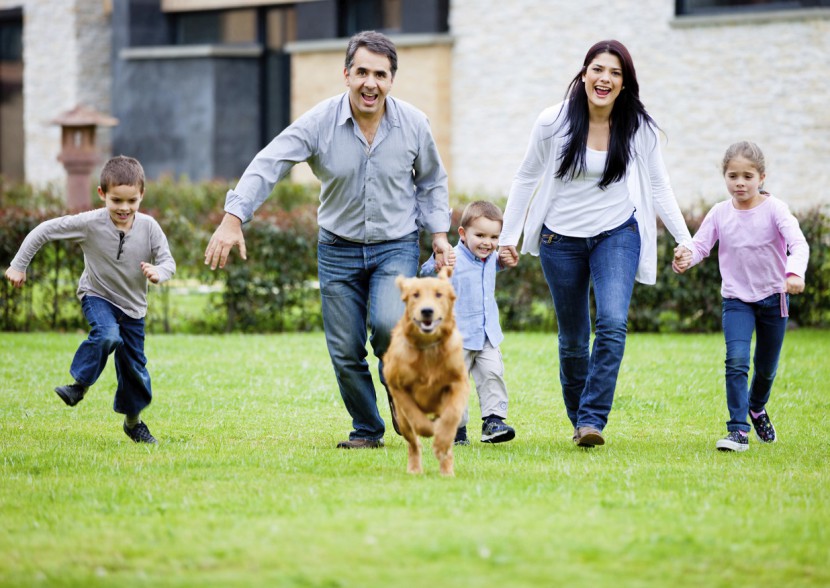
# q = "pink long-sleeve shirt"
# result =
<box><xmin>687</xmin><ymin>195</ymin><xmax>809</xmax><ymax>303</ymax></box>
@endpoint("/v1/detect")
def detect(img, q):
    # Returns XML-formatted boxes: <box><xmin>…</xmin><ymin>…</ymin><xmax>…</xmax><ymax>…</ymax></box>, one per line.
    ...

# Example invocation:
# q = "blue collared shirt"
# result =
<box><xmin>421</xmin><ymin>243</ymin><xmax>504</xmax><ymax>350</ymax></box>
<box><xmin>224</xmin><ymin>93</ymin><xmax>450</xmax><ymax>243</ymax></box>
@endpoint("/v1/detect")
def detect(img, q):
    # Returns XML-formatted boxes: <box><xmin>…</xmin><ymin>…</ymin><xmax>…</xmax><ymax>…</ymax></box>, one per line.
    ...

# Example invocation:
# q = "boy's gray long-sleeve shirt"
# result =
<box><xmin>10</xmin><ymin>208</ymin><xmax>176</xmax><ymax>319</ymax></box>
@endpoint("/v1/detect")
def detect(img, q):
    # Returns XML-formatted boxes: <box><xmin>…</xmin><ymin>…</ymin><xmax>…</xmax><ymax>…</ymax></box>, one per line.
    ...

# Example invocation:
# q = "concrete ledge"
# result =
<box><xmin>285</xmin><ymin>33</ymin><xmax>453</xmax><ymax>54</ymax></box>
<box><xmin>121</xmin><ymin>44</ymin><xmax>263</xmax><ymax>60</ymax></box>
<box><xmin>671</xmin><ymin>7</ymin><xmax>830</xmax><ymax>27</ymax></box>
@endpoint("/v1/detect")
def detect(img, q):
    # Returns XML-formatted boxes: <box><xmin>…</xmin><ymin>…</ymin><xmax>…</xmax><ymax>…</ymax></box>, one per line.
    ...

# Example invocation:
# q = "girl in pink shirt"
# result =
<box><xmin>674</xmin><ymin>141</ymin><xmax>808</xmax><ymax>452</ymax></box>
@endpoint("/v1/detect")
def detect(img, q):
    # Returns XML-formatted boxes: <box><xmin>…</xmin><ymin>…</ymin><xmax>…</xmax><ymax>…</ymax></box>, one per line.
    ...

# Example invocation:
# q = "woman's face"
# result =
<box><xmin>582</xmin><ymin>52</ymin><xmax>623</xmax><ymax>111</ymax></box>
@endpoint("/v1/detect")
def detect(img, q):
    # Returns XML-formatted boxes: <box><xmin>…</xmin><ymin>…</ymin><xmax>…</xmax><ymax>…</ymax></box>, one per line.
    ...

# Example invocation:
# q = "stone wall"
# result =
<box><xmin>449</xmin><ymin>0</ymin><xmax>830</xmax><ymax>210</ymax></box>
<box><xmin>2</xmin><ymin>0</ymin><xmax>112</xmax><ymax>190</ymax></box>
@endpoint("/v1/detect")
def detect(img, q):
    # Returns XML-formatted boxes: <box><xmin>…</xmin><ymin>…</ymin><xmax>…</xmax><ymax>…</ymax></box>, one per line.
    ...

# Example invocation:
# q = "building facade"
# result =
<box><xmin>1</xmin><ymin>0</ymin><xmax>828</xmax><ymax>209</ymax></box>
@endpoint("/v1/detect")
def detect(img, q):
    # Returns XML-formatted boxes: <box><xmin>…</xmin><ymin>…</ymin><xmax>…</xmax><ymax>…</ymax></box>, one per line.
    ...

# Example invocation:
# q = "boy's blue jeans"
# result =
<box><xmin>317</xmin><ymin>228</ymin><xmax>420</xmax><ymax>441</ymax></box>
<box><xmin>722</xmin><ymin>294</ymin><xmax>788</xmax><ymax>433</ymax></box>
<box><xmin>70</xmin><ymin>295</ymin><xmax>152</xmax><ymax>416</ymax></box>
<box><xmin>538</xmin><ymin>217</ymin><xmax>640</xmax><ymax>432</ymax></box>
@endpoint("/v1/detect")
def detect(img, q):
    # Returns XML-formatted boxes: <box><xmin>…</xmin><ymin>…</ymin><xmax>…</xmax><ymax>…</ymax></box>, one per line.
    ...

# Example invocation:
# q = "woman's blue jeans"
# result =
<box><xmin>317</xmin><ymin>228</ymin><xmax>420</xmax><ymax>441</ymax></box>
<box><xmin>722</xmin><ymin>294</ymin><xmax>788</xmax><ymax>433</ymax></box>
<box><xmin>70</xmin><ymin>295</ymin><xmax>152</xmax><ymax>416</ymax></box>
<box><xmin>538</xmin><ymin>217</ymin><xmax>640</xmax><ymax>432</ymax></box>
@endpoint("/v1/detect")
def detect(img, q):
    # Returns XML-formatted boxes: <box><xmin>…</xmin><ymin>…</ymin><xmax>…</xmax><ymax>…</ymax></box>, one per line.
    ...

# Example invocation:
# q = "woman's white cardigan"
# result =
<box><xmin>500</xmin><ymin>102</ymin><xmax>692</xmax><ymax>285</ymax></box>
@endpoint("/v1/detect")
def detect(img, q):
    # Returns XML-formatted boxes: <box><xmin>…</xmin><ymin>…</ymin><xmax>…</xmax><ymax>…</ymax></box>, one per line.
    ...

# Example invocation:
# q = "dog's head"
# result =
<box><xmin>395</xmin><ymin>266</ymin><xmax>456</xmax><ymax>338</ymax></box>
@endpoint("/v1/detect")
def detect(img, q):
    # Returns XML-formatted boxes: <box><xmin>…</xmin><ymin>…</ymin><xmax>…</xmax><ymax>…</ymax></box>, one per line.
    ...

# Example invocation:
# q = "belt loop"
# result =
<box><xmin>780</xmin><ymin>293</ymin><xmax>788</xmax><ymax>318</ymax></box>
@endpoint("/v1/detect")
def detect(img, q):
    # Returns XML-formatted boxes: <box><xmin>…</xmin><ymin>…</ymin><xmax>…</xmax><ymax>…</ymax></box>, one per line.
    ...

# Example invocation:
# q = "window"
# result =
<box><xmin>174</xmin><ymin>9</ymin><xmax>257</xmax><ymax>45</ymax></box>
<box><xmin>339</xmin><ymin>0</ymin><xmax>402</xmax><ymax>37</ymax></box>
<box><xmin>0</xmin><ymin>8</ymin><xmax>23</xmax><ymax>181</ymax></box>
<box><xmin>677</xmin><ymin>0</ymin><xmax>830</xmax><ymax>16</ymax></box>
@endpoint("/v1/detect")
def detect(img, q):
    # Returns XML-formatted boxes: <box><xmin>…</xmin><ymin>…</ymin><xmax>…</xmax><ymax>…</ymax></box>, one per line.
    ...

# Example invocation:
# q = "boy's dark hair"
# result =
<box><xmin>100</xmin><ymin>155</ymin><xmax>145</xmax><ymax>193</ymax></box>
<box><xmin>459</xmin><ymin>200</ymin><xmax>503</xmax><ymax>230</ymax></box>
<box><xmin>345</xmin><ymin>30</ymin><xmax>398</xmax><ymax>78</ymax></box>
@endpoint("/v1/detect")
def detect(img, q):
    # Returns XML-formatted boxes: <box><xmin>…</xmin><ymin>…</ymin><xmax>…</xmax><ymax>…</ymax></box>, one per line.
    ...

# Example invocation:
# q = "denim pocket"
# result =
<box><xmin>540</xmin><ymin>231</ymin><xmax>563</xmax><ymax>246</ymax></box>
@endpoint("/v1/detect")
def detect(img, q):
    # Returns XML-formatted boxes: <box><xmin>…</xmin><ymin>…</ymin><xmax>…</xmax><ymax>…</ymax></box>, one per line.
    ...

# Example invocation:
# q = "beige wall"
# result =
<box><xmin>287</xmin><ymin>37</ymin><xmax>453</xmax><ymax>185</ymax></box>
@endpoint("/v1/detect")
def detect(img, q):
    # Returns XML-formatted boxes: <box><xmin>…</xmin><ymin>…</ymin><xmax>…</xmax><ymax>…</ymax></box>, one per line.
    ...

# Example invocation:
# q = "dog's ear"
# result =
<box><xmin>395</xmin><ymin>275</ymin><xmax>411</xmax><ymax>299</ymax></box>
<box><xmin>438</xmin><ymin>266</ymin><xmax>454</xmax><ymax>280</ymax></box>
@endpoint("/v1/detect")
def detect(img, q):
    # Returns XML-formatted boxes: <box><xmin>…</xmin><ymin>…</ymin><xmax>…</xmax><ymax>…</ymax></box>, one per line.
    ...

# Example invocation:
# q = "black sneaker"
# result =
<box><xmin>750</xmin><ymin>410</ymin><xmax>777</xmax><ymax>443</ymax></box>
<box><xmin>716</xmin><ymin>431</ymin><xmax>748</xmax><ymax>452</ymax></box>
<box><xmin>124</xmin><ymin>421</ymin><xmax>157</xmax><ymax>444</ymax></box>
<box><xmin>481</xmin><ymin>417</ymin><xmax>515</xmax><ymax>443</ymax></box>
<box><xmin>454</xmin><ymin>426</ymin><xmax>470</xmax><ymax>446</ymax></box>
<box><xmin>54</xmin><ymin>383</ymin><xmax>87</xmax><ymax>407</ymax></box>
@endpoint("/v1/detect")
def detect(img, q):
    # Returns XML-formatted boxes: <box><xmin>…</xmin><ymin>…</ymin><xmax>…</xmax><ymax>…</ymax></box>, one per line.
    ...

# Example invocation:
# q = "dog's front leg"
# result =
<box><xmin>432</xmin><ymin>384</ymin><xmax>467</xmax><ymax>477</ymax></box>
<box><xmin>393</xmin><ymin>393</ymin><xmax>435</xmax><ymax>438</ymax></box>
<box><xmin>390</xmin><ymin>391</ymin><xmax>424</xmax><ymax>474</ymax></box>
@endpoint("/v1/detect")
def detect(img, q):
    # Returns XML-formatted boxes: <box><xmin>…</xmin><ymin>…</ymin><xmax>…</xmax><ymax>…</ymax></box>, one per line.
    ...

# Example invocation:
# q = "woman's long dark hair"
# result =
<box><xmin>555</xmin><ymin>40</ymin><xmax>656</xmax><ymax>189</ymax></box>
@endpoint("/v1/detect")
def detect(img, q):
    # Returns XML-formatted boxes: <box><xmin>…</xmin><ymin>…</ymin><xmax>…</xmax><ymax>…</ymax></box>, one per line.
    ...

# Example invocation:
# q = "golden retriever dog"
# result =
<box><xmin>382</xmin><ymin>266</ymin><xmax>469</xmax><ymax>476</ymax></box>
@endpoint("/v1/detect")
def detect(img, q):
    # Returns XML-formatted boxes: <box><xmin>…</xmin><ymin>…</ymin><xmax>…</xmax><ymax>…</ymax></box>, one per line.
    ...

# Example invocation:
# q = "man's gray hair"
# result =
<box><xmin>345</xmin><ymin>30</ymin><xmax>398</xmax><ymax>78</ymax></box>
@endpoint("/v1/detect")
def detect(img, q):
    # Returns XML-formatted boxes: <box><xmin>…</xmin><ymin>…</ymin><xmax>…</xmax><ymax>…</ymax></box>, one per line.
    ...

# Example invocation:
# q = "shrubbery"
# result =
<box><xmin>1</xmin><ymin>178</ymin><xmax>828</xmax><ymax>333</ymax></box>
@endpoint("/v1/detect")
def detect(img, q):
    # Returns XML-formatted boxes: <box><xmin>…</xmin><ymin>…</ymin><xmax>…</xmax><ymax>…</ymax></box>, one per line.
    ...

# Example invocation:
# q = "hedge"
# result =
<box><xmin>1</xmin><ymin>178</ymin><xmax>828</xmax><ymax>333</ymax></box>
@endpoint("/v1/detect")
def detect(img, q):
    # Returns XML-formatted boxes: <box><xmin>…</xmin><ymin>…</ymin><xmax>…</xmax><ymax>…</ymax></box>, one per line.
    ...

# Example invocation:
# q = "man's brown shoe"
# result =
<box><xmin>336</xmin><ymin>438</ymin><xmax>385</xmax><ymax>449</ymax></box>
<box><xmin>574</xmin><ymin>426</ymin><xmax>605</xmax><ymax>447</ymax></box>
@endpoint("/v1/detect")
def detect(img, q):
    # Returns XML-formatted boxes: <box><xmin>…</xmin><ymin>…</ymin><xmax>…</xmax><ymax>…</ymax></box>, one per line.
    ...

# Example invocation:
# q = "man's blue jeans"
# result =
<box><xmin>538</xmin><ymin>216</ymin><xmax>640</xmax><ymax>432</ymax></box>
<box><xmin>317</xmin><ymin>228</ymin><xmax>420</xmax><ymax>441</ymax></box>
<box><xmin>722</xmin><ymin>294</ymin><xmax>788</xmax><ymax>433</ymax></box>
<box><xmin>70</xmin><ymin>295</ymin><xmax>152</xmax><ymax>416</ymax></box>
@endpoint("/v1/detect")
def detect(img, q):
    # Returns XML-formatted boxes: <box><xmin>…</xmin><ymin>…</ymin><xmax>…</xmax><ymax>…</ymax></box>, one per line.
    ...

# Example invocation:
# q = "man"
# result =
<box><xmin>204</xmin><ymin>31</ymin><xmax>453</xmax><ymax>449</ymax></box>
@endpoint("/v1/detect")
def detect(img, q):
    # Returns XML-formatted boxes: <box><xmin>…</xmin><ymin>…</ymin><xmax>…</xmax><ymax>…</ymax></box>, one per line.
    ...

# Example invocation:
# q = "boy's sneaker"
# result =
<box><xmin>716</xmin><ymin>431</ymin><xmax>748</xmax><ymax>452</ymax></box>
<box><xmin>123</xmin><ymin>421</ymin><xmax>157</xmax><ymax>444</ymax></box>
<box><xmin>481</xmin><ymin>416</ymin><xmax>515</xmax><ymax>443</ymax></box>
<box><xmin>750</xmin><ymin>410</ymin><xmax>777</xmax><ymax>443</ymax></box>
<box><xmin>454</xmin><ymin>426</ymin><xmax>470</xmax><ymax>446</ymax></box>
<box><xmin>54</xmin><ymin>383</ymin><xmax>87</xmax><ymax>407</ymax></box>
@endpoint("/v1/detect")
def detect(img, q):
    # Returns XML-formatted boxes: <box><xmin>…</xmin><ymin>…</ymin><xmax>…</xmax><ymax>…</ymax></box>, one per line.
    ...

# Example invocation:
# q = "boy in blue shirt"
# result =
<box><xmin>421</xmin><ymin>201</ymin><xmax>515</xmax><ymax>444</ymax></box>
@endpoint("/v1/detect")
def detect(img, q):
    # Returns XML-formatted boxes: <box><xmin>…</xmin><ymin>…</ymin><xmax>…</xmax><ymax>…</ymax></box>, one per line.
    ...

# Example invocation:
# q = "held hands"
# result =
<box><xmin>499</xmin><ymin>246</ymin><xmax>519</xmax><ymax>268</ymax></box>
<box><xmin>785</xmin><ymin>274</ymin><xmax>805</xmax><ymax>295</ymax></box>
<box><xmin>4</xmin><ymin>267</ymin><xmax>26</xmax><ymax>288</ymax></box>
<box><xmin>141</xmin><ymin>262</ymin><xmax>161</xmax><ymax>284</ymax></box>
<box><xmin>205</xmin><ymin>213</ymin><xmax>247</xmax><ymax>270</ymax></box>
<box><xmin>432</xmin><ymin>233</ymin><xmax>455</xmax><ymax>270</ymax></box>
<box><xmin>672</xmin><ymin>245</ymin><xmax>692</xmax><ymax>274</ymax></box>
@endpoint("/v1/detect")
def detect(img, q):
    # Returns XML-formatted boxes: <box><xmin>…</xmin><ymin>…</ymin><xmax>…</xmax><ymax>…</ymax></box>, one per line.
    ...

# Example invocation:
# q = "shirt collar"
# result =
<box><xmin>458</xmin><ymin>242</ymin><xmax>486</xmax><ymax>263</ymax></box>
<box><xmin>336</xmin><ymin>92</ymin><xmax>401</xmax><ymax>129</ymax></box>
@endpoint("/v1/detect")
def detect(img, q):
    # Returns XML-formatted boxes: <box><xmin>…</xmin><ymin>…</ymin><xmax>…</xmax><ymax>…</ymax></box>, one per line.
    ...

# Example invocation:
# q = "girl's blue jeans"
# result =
<box><xmin>722</xmin><ymin>293</ymin><xmax>788</xmax><ymax>433</ymax></box>
<box><xmin>317</xmin><ymin>228</ymin><xmax>420</xmax><ymax>441</ymax></box>
<box><xmin>539</xmin><ymin>216</ymin><xmax>640</xmax><ymax>432</ymax></box>
<box><xmin>70</xmin><ymin>295</ymin><xmax>152</xmax><ymax>416</ymax></box>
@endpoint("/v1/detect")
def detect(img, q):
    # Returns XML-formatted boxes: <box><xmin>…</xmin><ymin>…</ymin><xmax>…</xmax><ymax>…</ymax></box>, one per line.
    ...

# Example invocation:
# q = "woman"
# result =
<box><xmin>499</xmin><ymin>40</ymin><xmax>692</xmax><ymax>447</ymax></box>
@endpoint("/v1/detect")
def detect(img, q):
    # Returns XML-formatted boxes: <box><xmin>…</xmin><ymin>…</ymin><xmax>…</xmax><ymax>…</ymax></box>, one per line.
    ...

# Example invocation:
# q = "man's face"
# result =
<box><xmin>344</xmin><ymin>47</ymin><xmax>393</xmax><ymax>120</ymax></box>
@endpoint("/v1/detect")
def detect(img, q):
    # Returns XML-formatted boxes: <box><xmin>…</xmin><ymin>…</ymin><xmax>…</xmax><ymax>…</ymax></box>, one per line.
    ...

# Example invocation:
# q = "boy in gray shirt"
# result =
<box><xmin>5</xmin><ymin>156</ymin><xmax>176</xmax><ymax>443</ymax></box>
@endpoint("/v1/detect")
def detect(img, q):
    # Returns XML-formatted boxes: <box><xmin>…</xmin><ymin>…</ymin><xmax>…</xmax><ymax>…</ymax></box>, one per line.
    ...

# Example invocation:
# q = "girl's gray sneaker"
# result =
<box><xmin>716</xmin><ymin>430</ymin><xmax>749</xmax><ymax>452</ymax></box>
<box><xmin>750</xmin><ymin>411</ymin><xmax>777</xmax><ymax>443</ymax></box>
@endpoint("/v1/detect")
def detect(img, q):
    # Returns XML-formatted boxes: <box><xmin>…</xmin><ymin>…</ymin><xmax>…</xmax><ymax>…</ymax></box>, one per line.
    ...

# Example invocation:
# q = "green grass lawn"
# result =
<box><xmin>1</xmin><ymin>330</ymin><xmax>828</xmax><ymax>587</ymax></box>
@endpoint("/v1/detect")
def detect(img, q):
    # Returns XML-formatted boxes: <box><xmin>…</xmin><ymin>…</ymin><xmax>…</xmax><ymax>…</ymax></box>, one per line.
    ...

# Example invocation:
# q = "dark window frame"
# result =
<box><xmin>676</xmin><ymin>0</ymin><xmax>830</xmax><ymax>16</ymax></box>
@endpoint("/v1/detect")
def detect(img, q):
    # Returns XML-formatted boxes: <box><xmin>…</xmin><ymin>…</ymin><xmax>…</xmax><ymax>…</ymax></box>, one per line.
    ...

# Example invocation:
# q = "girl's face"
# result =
<box><xmin>582</xmin><ymin>52</ymin><xmax>623</xmax><ymax>111</ymax></box>
<box><xmin>724</xmin><ymin>156</ymin><xmax>766</xmax><ymax>210</ymax></box>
